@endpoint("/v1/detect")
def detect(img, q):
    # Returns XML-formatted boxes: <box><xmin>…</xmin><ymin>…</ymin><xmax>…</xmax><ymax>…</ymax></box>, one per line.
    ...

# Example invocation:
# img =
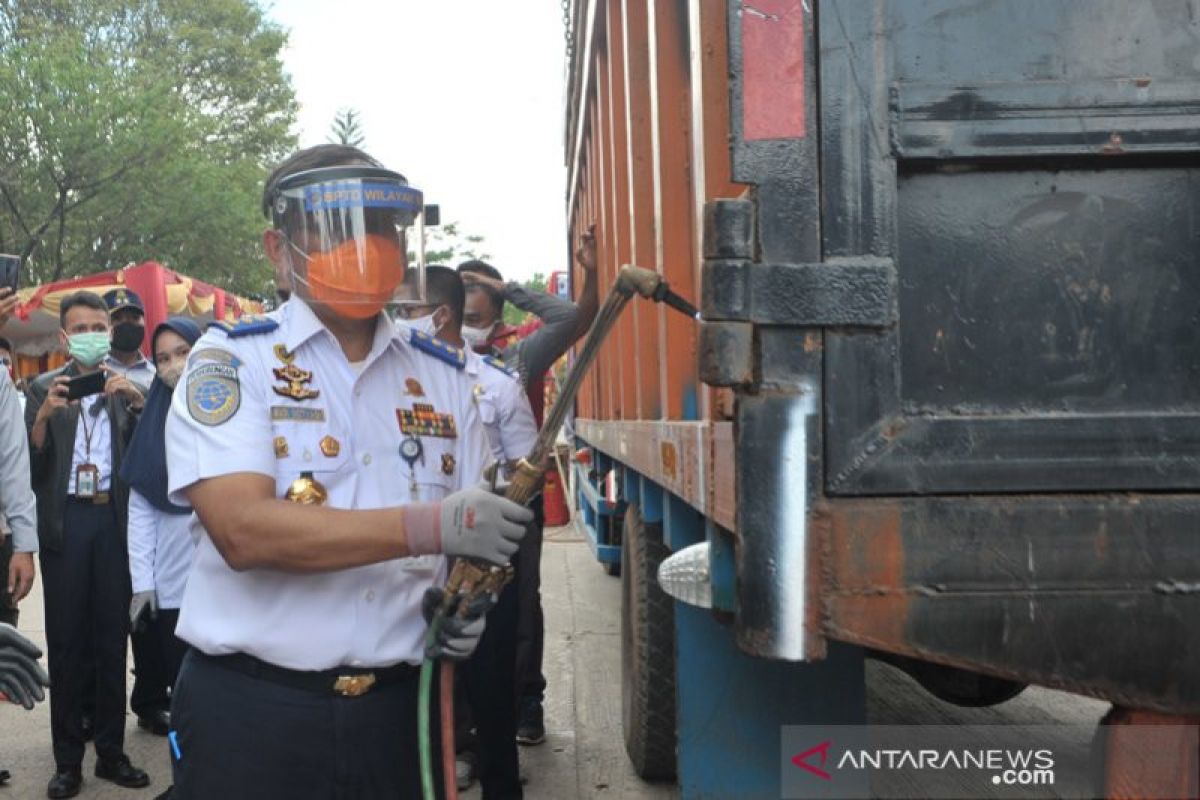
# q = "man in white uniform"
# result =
<box><xmin>164</xmin><ymin>145</ymin><xmax>533</xmax><ymax>799</ymax></box>
<box><xmin>398</xmin><ymin>265</ymin><xmax>538</xmax><ymax>797</ymax></box>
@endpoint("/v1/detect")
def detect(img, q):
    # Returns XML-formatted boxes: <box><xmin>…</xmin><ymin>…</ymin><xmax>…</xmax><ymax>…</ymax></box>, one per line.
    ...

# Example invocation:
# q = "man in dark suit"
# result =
<box><xmin>25</xmin><ymin>291</ymin><xmax>151</xmax><ymax>798</ymax></box>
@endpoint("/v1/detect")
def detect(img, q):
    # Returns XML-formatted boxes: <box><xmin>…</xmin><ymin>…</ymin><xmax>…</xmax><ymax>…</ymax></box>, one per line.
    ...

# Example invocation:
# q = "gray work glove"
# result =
<box><xmin>421</xmin><ymin>587</ymin><xmax>493</xmax><ymax>661</ymax></box>
<box><xmin>0</xmin><ymin>623</ymin><xmax>50</xmax><ymax>710</ymax></box>
<box><xmin>130</xmin><ymin>590</ymin><xmax>158</xmax><ymax>630</ymax></box>
<box><xmin>439</xmin><ymin>485</ymin><xmax>532</xmax><ymax>565</ymax></box>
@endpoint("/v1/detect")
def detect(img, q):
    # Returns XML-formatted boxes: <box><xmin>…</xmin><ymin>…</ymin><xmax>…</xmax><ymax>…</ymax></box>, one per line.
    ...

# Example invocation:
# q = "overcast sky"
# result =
<box><xmin>265</xmin><ymin>0</ymin><xmax>570</xmax><ymax>282</ymax></box>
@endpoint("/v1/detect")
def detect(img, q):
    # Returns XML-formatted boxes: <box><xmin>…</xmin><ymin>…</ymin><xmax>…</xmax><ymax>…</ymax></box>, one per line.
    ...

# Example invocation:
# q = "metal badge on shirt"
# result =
<box><xmin>272</xmin><ymin>344</ymin><xmax>320</xmax><ymax>401</ymax></box>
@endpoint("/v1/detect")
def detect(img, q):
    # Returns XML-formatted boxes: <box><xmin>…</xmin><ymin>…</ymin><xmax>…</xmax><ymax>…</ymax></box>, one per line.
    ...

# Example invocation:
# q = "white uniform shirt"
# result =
<box><xmin>69</xmin><ymin>393</ymin><xmax>112</xmax><ymax>494</ymax></box>
<box><xmin>165</xmin><ymin>299</ymin><xmax>476</xmax><ymax>670</ymax></box>
<box><xmin>393</xmin><ymin>321</ymin><xmax>538</xmax><ymax>487</ymax></box>
<box><xmin>127</xmin><ymin>488</ymin><xmax>195</xmax><ymax>608</ymax></box>
<box><xmin>459</xmin><ymin>349</ymin><xmax>538</xmax><ymax>484</ymax></box>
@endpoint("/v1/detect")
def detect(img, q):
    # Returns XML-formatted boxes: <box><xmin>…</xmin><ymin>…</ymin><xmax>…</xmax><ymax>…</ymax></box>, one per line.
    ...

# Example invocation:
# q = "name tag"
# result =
<box><xmin>271</xmin><ymin>406</ymin><xmax>326</xmax><ymax>423</ymax></box>
<box><xmin>76</xmin><ymin>464</ymin><xmax>99</xmax><ymax>498</ymax></box>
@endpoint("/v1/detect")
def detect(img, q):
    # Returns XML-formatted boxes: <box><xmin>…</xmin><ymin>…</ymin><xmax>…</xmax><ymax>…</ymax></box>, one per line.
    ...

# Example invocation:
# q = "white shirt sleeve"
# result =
<box><xmin>127</xmin><ymin>488</ymin><xmax>158</xmax><ymax>596</ymax></box>
<box><xmin>497</xmin><ymin>375</ymin><xmax>538</xmax><ymax>461</ymax></box>
<box><xmin>166</xmin><ymin>336</ymin><xmax>275</xmax><ymax>505</ymax></box>
<box><xmin>0</xmin><ymin>370</ymin><xmax>37</xmax><ymax>552</ymax></box>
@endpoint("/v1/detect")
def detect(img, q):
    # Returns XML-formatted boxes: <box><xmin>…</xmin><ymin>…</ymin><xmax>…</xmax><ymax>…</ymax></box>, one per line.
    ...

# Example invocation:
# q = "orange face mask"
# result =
<box><xmin>298</xmin><ymin>234</ymin><xmax>405</xmax><ymax>319</ymax></box>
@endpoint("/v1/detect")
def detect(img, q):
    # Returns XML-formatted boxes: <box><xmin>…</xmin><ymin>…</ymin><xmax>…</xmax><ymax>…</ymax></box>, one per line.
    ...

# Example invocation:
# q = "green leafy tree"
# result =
<box><xmin>328</xmin><ymin>108</ymin><xmax>365</xmax><ymax>147</ymax></box>
<box><xmin>0</xmin><ymin>0</ymin><xmax>297</xmax><ymax>296</ymax></box>
<box><xmin>503</xmin><ymin>272</ymin><xmax>548</xmax><ymax>326</ymax></box>
<box><xmin>417</xmin><ymin>222</ymin><xmax>489</xmax><ymax>266</ymax></box>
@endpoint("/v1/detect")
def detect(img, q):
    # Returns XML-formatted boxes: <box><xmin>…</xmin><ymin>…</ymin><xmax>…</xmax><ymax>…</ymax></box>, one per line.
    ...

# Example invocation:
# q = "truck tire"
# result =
<box><xmin>620</xmin><ymin>504</ymin><xmax>677</xmax><ymax>780</ymax></box>
<box><xmin>604</xmin><ymin>516</ymin><xmax>622</xmax><ymax>576</ymax></box>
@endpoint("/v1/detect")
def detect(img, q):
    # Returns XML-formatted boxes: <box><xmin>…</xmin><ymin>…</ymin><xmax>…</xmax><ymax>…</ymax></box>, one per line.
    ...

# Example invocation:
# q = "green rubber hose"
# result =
<box><xmin>418</xmin><ymin>622</ymin><xmax>439</xmax><ymax>800</ymax></box>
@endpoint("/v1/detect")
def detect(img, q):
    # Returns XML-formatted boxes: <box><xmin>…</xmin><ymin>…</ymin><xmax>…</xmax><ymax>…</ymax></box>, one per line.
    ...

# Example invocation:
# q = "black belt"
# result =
<box><xmin>198</xmin><ymin>650</ymin><xmax>419</xmax><ymax>697</ymax></box>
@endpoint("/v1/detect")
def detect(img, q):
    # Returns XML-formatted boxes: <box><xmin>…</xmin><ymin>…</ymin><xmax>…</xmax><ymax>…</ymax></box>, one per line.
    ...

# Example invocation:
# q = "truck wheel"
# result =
<box><xmin>604</xmin><ymin>516</ymin><xmax>622</xmax><ymax>576</ymax></box>
<box><xmin>620</xmin><ymin>504</ymin><xmax>677</xmax><ymax>780</ymax></box>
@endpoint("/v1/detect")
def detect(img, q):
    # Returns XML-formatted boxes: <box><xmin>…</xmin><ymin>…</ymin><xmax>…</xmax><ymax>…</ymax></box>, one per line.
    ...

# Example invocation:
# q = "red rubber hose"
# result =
<box><xmin>440</xmin><ymin>661</ymin><xmax>458</xmax><ymax>800</ymax></box>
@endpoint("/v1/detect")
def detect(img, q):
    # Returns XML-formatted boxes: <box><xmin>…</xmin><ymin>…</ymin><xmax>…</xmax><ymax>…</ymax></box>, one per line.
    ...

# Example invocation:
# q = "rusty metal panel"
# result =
<box><xmin>821</xmin><ymin>494</ymin><xmax>1200</xmax><ymax>713</ymax></box>
<box><xmin>820</xmin><ymin>0</ymin><xmax>1200</xmax><ymax>495</ymax></box>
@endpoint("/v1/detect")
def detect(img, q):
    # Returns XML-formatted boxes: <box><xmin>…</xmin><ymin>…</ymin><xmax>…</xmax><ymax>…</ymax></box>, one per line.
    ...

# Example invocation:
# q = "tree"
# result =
<box><xmin>0</xmin><ymin>0</ymin><xmax>298</xmax><ymax>296</ymax></box>
<box><xmin>503</xmin><ymin>272</ymin><xmax>549</xmax><ymax>326</ymax></box>
<box><xmin>417</xmin><ymin>222</ymin><xmax>490</xmax><ymax>266</ymax></box>
<box><xmin>328</xmin><ymin>108</ymin><xmax>365</xmax><ymax>147</ymax></box>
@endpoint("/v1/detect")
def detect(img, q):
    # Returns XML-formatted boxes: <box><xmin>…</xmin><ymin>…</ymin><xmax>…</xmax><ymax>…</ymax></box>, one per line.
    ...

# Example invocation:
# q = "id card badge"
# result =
<box><xmin>75</xmin><ymin>464</ymin><xmax>99</xmax><ymax>498</ymax></box>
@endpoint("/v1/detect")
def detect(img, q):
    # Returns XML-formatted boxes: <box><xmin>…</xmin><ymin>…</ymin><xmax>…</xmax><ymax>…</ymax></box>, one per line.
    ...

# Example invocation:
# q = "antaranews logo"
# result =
<box><xmin>790</xmin><ymin>740</ymin><xmax>833</xmax><ymax>781</ymax></box>
<box><xmin>781</xmin><ymin>726</ymin><xmax>1071</xmax><ymax>800</ymax></box>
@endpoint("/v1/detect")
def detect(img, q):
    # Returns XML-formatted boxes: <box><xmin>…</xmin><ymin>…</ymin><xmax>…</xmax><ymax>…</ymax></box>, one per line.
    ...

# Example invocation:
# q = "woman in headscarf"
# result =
<box><xmin>120</xmin><ymin>317</ymin><xmax>201</xmax><ymax>697</ymax></box>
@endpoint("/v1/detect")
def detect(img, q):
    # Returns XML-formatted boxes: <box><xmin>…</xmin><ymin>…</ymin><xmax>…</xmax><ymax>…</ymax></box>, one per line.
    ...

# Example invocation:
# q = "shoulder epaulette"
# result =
<box><xmin>482</xmin><ymin>355</ymin><xmax>516</xmax><ymax>377</ymax></box>
<box><xmin>208</xmin><ymin>315</ymin><xmax>279</xmax><ymax>338</ymax></box>
<box><xmin>410</xmin><ymin>329</ymin><xmax>466</xmax><ymax>369</ymax></box>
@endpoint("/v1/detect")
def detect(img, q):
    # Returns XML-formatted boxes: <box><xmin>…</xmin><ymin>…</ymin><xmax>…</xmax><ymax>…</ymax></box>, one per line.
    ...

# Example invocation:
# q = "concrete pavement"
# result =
<box><xmin>0</xmin><ymin>527</ymin><xmax>672</xmax><ymax>799</ymax></box>
<box><xmin>0</xmin><ymin>522</ymin><xmax>1106</xmax><ymax>799</ymax></box>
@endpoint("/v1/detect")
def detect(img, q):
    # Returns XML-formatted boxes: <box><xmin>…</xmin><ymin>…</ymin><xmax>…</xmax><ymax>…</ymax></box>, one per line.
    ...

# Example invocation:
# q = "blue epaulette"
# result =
<box><xmin>209</xmin><ymin>315</ymin><xmax>279</xmax><ymax>338</ymax></box>
<box><xmin>410</xmin><ymin>329</ymin><xmax>466</xmax><ymax>369</ymax></box>
<box><xmin>482</xmin><ymin>355</ymin><xmax>515</xmax><ymax>377</ymax></box>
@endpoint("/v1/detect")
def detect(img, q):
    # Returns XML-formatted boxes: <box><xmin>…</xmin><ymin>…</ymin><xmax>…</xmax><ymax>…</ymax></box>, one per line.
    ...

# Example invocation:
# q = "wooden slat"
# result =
<box><xmin>576</xmin><ymin>418</ymin><xmax>737</xmax><ymax>533</ymax></box>
<box><xmin>605</xmin><ymin>0</ymin><xmax>637</xmax><ymax>421</ymax></box>
<box><xmin>648</xmin><ymin>0</ymin><xmax>699</xmax><ymax>421</ymax></box>
<box><xmin>621</xmin><ymin>0</ymin><xmax>660</xmax><ymax>420</ymax></box>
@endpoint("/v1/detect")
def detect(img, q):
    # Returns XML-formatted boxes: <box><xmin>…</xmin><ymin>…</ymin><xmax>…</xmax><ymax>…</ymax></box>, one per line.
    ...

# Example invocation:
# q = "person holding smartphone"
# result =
<box><xmin>102</xmin><ymin>289</ymin><xmax>155</xmax><ymax>391</ymax></box>
<box><xmin>25</xmin><ymin>290</ymin><xmax>151</xmax><ymax>798</ymax></box>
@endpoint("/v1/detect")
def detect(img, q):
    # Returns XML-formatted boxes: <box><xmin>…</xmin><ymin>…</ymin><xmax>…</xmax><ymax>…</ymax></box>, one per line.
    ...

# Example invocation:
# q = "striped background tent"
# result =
<box><xmin>1</xmin><ymin>261</ymin><xmax>263</xmax><ymax>378</ymax></box>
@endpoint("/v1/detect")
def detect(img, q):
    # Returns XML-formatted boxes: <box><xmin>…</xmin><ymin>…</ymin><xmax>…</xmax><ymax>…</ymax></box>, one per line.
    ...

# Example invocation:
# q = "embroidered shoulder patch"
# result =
<box><xmin>209</xmin><ymin>315</ymin><xmax>279</xmax><ymax>338</ymax></box>
<box><xmin>186</xmin><ymin>363</ymin><xmax>240</xmax><ymax>426</ymax></box>
<box><xmin>410</xmin><ymin>329</ymin><xmax>466</xmax><ymax>369</ymax></box>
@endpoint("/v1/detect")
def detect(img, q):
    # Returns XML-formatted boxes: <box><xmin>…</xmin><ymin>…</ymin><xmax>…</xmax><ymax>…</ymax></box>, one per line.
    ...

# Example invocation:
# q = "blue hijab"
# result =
<box><xmin>119</xmin><ymin>317</ymin><xmax>202</xmax><ymax>514</ymax></box>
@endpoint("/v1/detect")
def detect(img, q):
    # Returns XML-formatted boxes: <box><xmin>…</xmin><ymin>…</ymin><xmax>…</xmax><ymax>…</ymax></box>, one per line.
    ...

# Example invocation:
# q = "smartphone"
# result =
<box><xmin>0</xmin><ymin>255</ymin><xmax>19</xmax><ymax>294</ymax></box>
<box><xmin>65</xmin><ymin>371</ymin><xmax>106</xmax><ymax>401</ymax></box>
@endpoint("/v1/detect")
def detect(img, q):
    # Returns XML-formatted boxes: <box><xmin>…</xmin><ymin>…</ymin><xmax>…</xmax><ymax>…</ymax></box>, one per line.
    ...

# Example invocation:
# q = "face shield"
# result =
<box><xmin>268</xmin><ymin>166</ymin><xmax>427</xmax><ymax>319</ymax></box>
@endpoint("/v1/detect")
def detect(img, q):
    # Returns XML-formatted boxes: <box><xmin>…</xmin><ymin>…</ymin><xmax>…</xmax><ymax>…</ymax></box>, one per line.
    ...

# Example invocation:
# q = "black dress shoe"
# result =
<box><xmin>94</xmin><ymin>756</ymin><xmax>150</xmax><ymax>789</ymax></box>
<box><xmin>80</xmin><ymin>715</ymin><xmax>94</xmax><ymax>742</ymax></box>
<box><xmin>46</xmin><ymin>768</ymin><xmax>82</xmax><ymax>799</ymax></box>
<box><xmin>137</xmin><ymin>709</ymin><xmax>171</xmax><ymax>736</ymax></box>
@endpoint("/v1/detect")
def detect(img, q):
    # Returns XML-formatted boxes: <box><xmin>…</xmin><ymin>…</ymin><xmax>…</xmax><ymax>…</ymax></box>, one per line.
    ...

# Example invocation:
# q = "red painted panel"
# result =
<box><xmin>742</xmin><ymin>0</ymin><xmax>806</xmax><ymax>140</ymax></box>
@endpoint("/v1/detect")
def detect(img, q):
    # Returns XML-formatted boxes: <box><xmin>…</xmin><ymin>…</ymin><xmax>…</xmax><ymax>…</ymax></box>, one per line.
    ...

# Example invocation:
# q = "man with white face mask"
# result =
<box><xmin>25</xmin><ymin>290</ymin><xmax>151</xmax><ymax>798</ymax></box>
<box><xmin>456</xmin><ymin>231</ymin><xmax>598</xmax><ymax>748</ymax></box>
<box><xmin>396</xmin><ymin>265</ymin><xmax>537</xmax><ymax>796</ymax></box>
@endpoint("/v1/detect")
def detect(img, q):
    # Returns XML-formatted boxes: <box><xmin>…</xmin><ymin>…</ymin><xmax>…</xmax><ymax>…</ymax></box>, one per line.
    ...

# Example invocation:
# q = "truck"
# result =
<box><xmin>561</xmin><ymin>1</ymin><xmax>1200</xmax><ymax>797</ymax></box>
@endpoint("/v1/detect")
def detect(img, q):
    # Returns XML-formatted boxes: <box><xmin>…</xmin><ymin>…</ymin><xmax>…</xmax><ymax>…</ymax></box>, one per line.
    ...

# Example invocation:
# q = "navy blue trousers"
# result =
<box><xmin>171</xmin><ymin>650</ymin><xmax>445</xmax><ymax>799</ymax></box>
<box><xmin>39</xmin><ymin>501</ymin><xmax>131</xmax><ymax>769</ymax></box>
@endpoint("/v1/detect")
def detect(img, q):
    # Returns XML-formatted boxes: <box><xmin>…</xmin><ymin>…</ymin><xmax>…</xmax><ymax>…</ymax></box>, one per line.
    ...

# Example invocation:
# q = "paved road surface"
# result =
<box><xmin>0</xmin><ymin>523</ymin><xmax>1106</xmax><ymax>798</ymax></box>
